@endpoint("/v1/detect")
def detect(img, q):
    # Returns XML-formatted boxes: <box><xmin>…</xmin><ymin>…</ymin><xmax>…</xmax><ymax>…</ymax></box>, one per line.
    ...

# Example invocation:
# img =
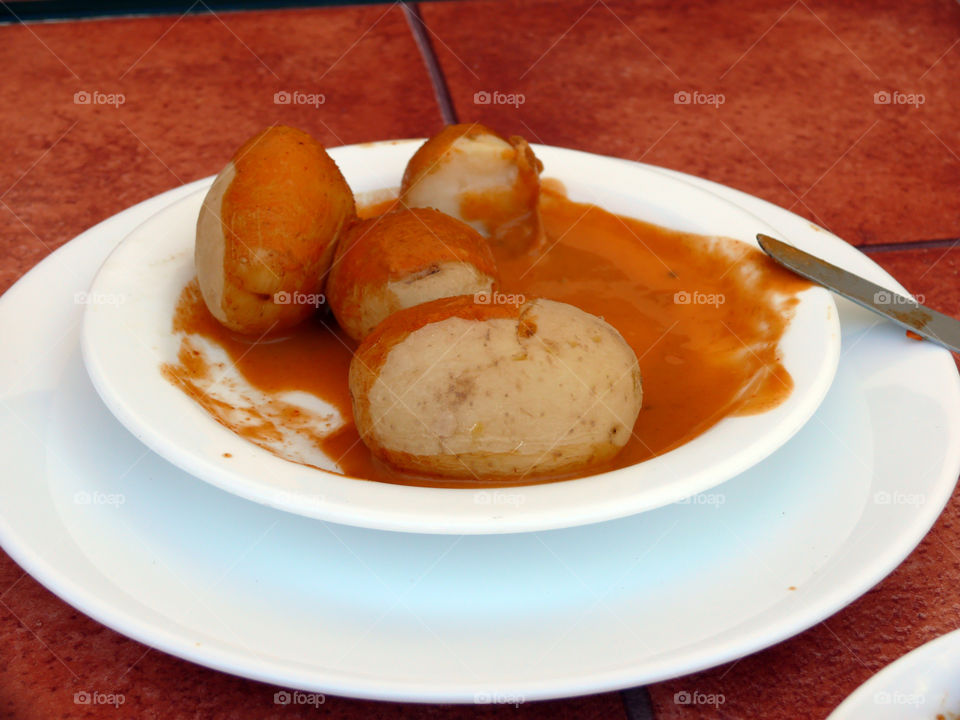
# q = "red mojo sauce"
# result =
<box><xmin>162</xmin><ymin>184</ymin><xmax>810</xmax><ymax>488</ymax></box>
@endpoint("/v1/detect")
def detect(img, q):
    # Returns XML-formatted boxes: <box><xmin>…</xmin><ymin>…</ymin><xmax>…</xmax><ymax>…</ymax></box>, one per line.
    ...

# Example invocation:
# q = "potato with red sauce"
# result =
<box><xmin>195</xmin><ymin>125</ymin><xmax>355</xmax><ymax>334</ymax></box>
<box><xmin>349</xmin><ymin>295</ymin><xmax>643</xmax><ymax>478</ymax></box>
<box><xmin>400</xmin><ymin>124</ymin><xmax>544</xmax><ymax>253</ymax></box>
<box><xmin>327</xmin><ymin>207</ymin><xmax>499</xmax><ymax>342</ymax></box>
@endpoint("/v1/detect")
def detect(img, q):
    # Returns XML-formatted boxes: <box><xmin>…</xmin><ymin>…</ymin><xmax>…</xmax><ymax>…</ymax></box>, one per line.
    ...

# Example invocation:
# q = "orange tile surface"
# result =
<box><xmin>1</xmin><ymin>2</ymin><xmax>960</xmax><ymax>719</ymax></box>
<box><xmin>421</xmin><ymin>0</ymin><xmax>960</xmax><ymax>247</ymax></box>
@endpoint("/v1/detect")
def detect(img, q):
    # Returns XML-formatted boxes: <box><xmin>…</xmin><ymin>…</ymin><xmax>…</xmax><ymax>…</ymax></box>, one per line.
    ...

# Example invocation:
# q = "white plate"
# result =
<box><xmin>0</xmin><ymin>162</ymin><xmax>956</xmax><ymax>702</ymax></box>
<box><xmin>80</xmin><ymin>142</ymin><xmax>840</xmax><ymax>533</ymax></box>
<box><xmin>828</xmin><ymin>628</ymin><xmax>960</xmax><ymax>718</ymax></box>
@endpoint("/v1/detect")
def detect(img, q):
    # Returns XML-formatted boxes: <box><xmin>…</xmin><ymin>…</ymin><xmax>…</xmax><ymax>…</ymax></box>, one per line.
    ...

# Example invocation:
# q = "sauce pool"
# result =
<box><xmin>163</xmin><ymin>184</ymin><xmax>810</xmax><ymax>488</ymax></box>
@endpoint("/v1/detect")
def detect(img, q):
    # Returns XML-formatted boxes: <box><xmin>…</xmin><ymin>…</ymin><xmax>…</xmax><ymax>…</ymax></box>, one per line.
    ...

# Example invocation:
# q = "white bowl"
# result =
<box><xmin>81</xmin><ymin>140</ymin><xmax>840</xmax><ymax>533</ymax></box>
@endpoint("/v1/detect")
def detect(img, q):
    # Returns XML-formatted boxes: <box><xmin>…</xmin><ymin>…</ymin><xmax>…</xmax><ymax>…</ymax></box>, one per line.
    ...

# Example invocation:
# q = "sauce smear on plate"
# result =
<box><xmin>163</xmin><ymin>184</ymin><xmax>809</xmax><ymax>488</ymax></box>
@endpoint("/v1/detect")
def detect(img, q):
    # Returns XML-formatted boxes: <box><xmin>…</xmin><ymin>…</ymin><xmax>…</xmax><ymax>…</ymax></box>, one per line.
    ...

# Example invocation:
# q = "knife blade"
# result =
<box><xmin>757</xmin><ymin>233</ymin><xmax>960</xmax><ymax>354</ymax></box>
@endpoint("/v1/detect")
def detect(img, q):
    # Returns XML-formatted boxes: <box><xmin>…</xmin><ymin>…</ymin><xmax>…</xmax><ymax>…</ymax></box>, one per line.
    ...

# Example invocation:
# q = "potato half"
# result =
<box><xmin>349</xmin><ymin>295</ymin><xmax>643</xmax><ymax>478</ymax></box>
<box><xmin>327</xmin><ymin>207</ymin><xmax>499</xmax><ymax>342</ymax></box>
<box><xmin>400</xmin><ymin>123</ymin><xmax>544</xmax><ymax>253</ymax></box>
<box><xmin>196</xmin><ymin>125</ymin><xmax>356</xmax><ymax>334</ymax></box>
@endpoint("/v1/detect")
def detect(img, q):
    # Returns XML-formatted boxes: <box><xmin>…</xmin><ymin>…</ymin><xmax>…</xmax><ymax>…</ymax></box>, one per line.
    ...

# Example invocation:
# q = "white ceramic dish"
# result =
<box><xmin>80</xmin><ymin>141</ymin><xmax>840</xmax><ymax>533</ymax></box>
<box><xmin>0</xmin><ymin>163</ymin><xmax>956</xmax><ymax>702</ymax></box>
<box><xmin>828</xmin><ymin>628</ymin><xmax>960</xmax><ymax>718</ymax></box>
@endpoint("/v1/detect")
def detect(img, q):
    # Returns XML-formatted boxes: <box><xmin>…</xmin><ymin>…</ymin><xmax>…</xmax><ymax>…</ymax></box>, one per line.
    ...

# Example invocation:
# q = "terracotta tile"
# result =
<box><xmin>0</xmin><ymin>4</ymin><xmax>440</xmax><ymax>295</ymax></box>
<box><xmin>0</xmin><ymin>560</ymin><xmax>627</xmax><ymax>719</ymax></box>
<box><xmin>421</xmin><ymin>0</ymin><xmax>960</xmax><ymax>246</ymax></box>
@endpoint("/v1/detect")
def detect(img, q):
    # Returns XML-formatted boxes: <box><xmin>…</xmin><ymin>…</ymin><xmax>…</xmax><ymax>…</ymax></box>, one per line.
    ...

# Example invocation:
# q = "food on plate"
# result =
<box><xmin>348</xmin><ymin>295</ymin><xmax>643</xmax><ymax>478</ymax></box>
<box><xmin>195</xmin><ymin>125</ymin><xmax>355</xmax><ymax>334</ymax></box>
<box><xmin>326</xmin><ymin>207</ymin><xmax>499</xmax><ymax>342</ymax></box>
<box><xmin>400</xmin><ymin>123</ymin><xmax>544</xmax><ymax>252</ymax></box>
<box><xmin>167</xmin><ymin>127</ymin><xmax>809</xmax><ymax>488</ymax></box>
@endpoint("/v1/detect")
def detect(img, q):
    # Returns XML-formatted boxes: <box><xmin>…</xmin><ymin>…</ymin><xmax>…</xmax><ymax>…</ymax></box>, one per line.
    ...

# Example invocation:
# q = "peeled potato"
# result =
<box><xmin>400</xmin><ymin>123</ymin><xmax>544</xmax><ymax>253</ymax></box>
<box><xmin>327</xmin><ymin>207</ymin><xmax>499</xmax><ymax>342</ymax></box>
<box><xmin>349</xmin><ymin>295</ymin><xmax>642</xmax><ymax>478</ymax></box>
<box><xmin>196</xmin><ymin>125</ymin><xmax>356</xmax><ymax>334</ymax></box>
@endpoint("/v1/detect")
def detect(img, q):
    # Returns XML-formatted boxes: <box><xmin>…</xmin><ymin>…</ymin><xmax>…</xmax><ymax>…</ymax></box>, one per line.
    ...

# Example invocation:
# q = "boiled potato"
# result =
<box><xmin>196</xmin><ymin>125</ymin><xmax>355</xmax><ymax>334</ymax></box>
<box><xmin>327</xmin><ymin>207</ymin><xmax>499</xmax><ymax>342</ymax></box>
<box><xmin>400</xmin><ymin>123</ymin><xmax>544</xmax><ymax>253</ymax></box>
<box><xmin>349</xmin><ymin>295</ymin><xmax>642</xmax><ymax>478</ymax></box>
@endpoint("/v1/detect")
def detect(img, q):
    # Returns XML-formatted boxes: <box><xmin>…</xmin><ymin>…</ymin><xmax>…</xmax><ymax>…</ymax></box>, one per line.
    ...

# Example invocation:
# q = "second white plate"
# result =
<box><xmin>829</xmin><ymin>628</ymin><xmax>960</xmax><ymax>718</ymax></box>
<box><xmin>80</xmin><ymin>141</ymin><xmax>840</xmax><ymax>533</ymax></box>
<box><xmin>0</xmin><ymin>166</ymin><xmax>955</xmax><ymax>701</ymax></box>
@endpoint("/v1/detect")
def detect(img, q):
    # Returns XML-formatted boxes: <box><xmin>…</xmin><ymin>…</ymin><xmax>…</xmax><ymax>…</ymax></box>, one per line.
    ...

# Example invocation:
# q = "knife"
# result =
<box><xmin>757</xmin><ymin>234</ymin><xmax>960</xmax><ymax>354</ymax></box>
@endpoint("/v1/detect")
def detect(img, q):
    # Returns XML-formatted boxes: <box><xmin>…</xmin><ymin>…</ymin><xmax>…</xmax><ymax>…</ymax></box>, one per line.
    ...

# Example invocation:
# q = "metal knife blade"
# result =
<box><xmin>757</xmin><ymin>234</ymin><xmax>960</xmax><ymax>354</ymax></box>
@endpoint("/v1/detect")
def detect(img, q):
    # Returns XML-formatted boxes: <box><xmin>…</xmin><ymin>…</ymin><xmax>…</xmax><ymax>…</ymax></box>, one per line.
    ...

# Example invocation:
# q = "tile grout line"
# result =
<box><xmin>856</xmin><ymin>238</ymin><xmax>959</xmax><ymax>253</ymax></box>
<box><xmin>402</xmin><ymin>1</ymin><xmax>458</xmax><ymax>125</ymax></box>
<box><xmin>621</xmin><ymin>686</ymin><xmax>657</xmax><ymax>719</ymax></box>
<box><xmin>853</xmin><ymin>238</ymin><xmax>960</xmax><ymax>253</ymax></box>
<box><xmin>403</xmin><ymin>6</ymin><xmax>651</xmax><ymax>714</ymax></box>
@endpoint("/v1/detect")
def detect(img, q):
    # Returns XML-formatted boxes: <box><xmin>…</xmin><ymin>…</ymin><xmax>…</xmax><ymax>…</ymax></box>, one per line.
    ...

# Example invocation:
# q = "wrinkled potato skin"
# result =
<box><xmin>350</xmin><ymin>295</ymin><xmax>642</xmax><ymax>478</ymax></box>
<box><xmin>196</xmin><ymin>126</ymin><xmax>356</xmax><ymax>334</ymax></box>
<box><xmin>400</xmin><ymin>124</ymin><xmax>544</xmax><ymax>253</ymax></box>
<box><xmin>327</xmin><ymin>207</ymin><xmax>499</xmax><ymax>342</ymax></box>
